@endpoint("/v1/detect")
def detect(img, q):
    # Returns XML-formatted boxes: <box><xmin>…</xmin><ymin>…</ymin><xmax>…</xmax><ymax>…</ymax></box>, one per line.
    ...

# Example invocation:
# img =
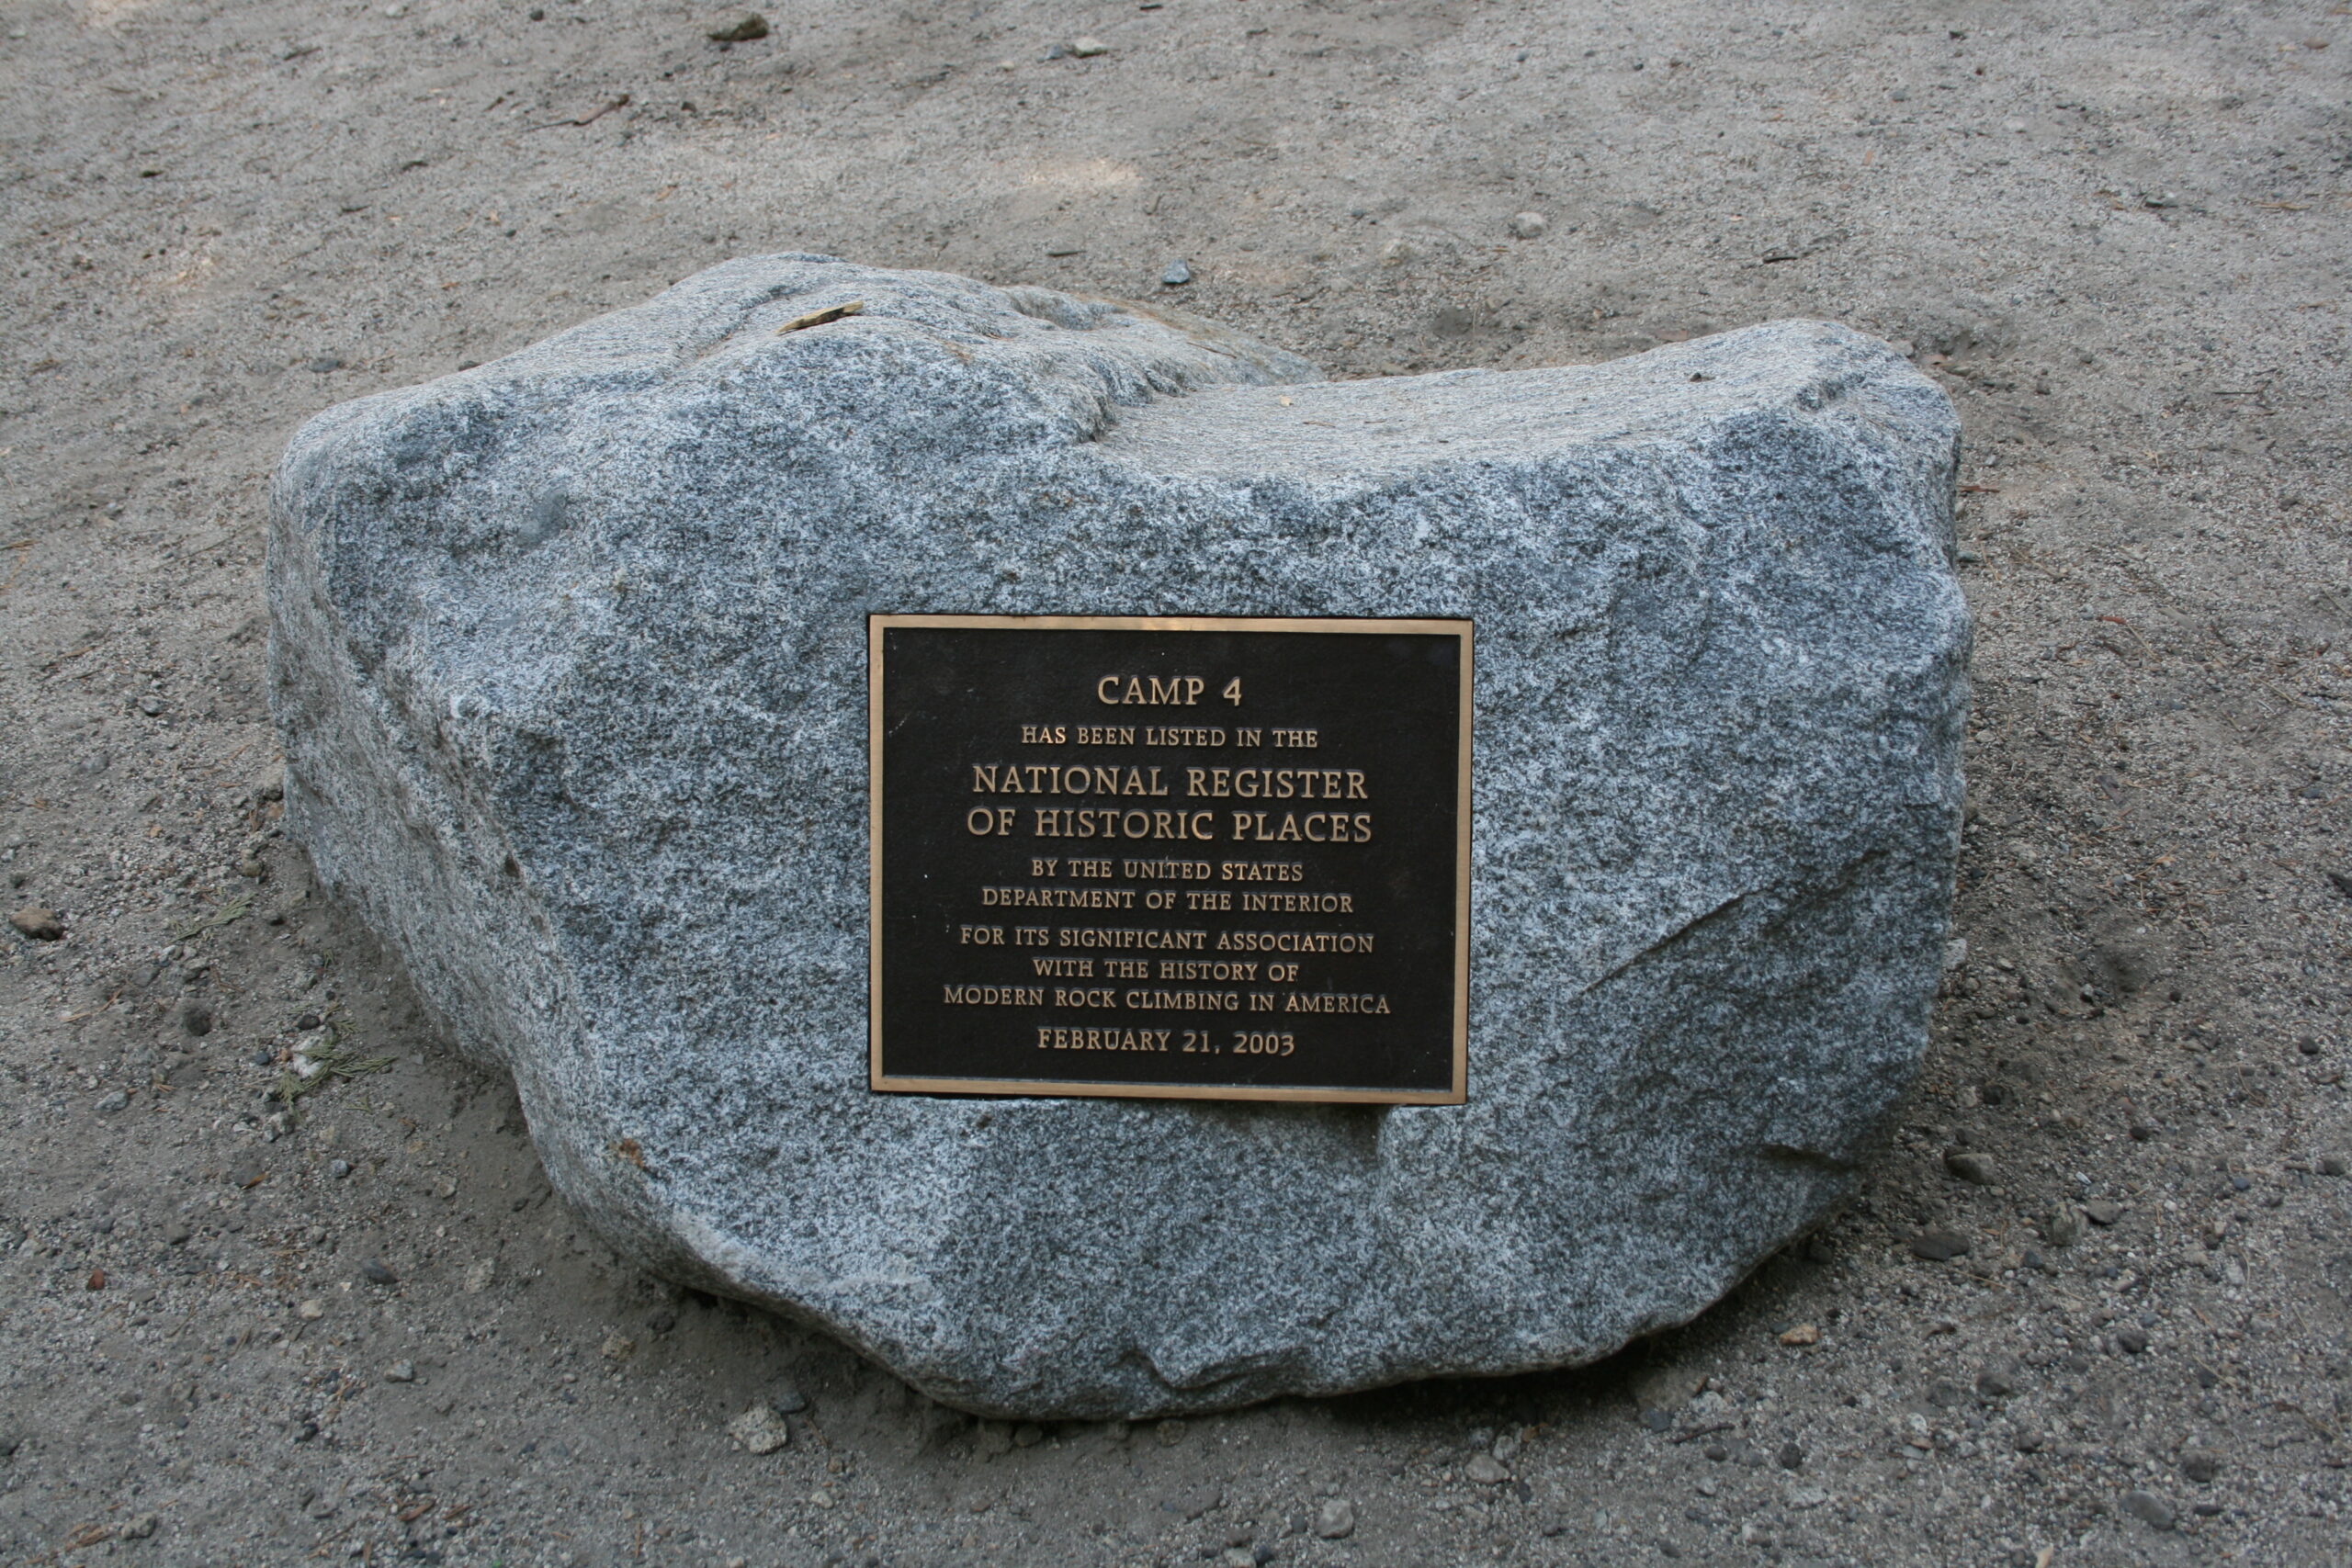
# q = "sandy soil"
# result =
<box><xmin>4</xmin><ymin>1</ymin><xmax>2350</xmax><ymax>1563</ymax></box>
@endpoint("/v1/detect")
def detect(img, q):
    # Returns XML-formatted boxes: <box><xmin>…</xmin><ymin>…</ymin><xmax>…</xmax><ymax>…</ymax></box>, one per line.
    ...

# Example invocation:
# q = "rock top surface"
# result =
<box><xmin>270</xmin><ymin>254</ymin><xmax>1965</xmax><ymax>1417</ymax></box>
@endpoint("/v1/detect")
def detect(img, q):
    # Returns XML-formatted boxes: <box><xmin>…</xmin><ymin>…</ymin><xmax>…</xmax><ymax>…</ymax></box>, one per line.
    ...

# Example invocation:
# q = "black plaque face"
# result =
<box><xmin>868</xmin><ymin>615</ymin><xmax>1471</xmax><ymax>1103</ymax></box>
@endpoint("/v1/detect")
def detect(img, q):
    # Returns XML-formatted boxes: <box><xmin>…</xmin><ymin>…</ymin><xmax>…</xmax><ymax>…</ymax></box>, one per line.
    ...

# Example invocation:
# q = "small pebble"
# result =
<box><xmin>8</xmin><ymin>906</ymin><xmax>63</xmax><ymax>941</ymax></box>
<box><xmin>2114</xmin><ymin>1325</ymin><xmax>2150</xmax><ymax>1355</ymax></box>
<box><xmin>383</xmin><ymin>1359</ymin><xmax>416</xmax><ymax>1383</ymax></box>
<box><xmin>2181</xmin><ymin>1450</ymin><xmax>2221</xmax><ymax>1482</ymax></box>
<box><xmin>2083</xmin><ymin>1199</ymin><xmax>2123</xmax><ymax>1225</ymax></box>
<box><xmin>1313</xmin><ymin>1498</ymin><xmax>1355</xmax><ymax>1540</ymax></box>
<box><xmin>328</xmin><ymin>1159</ymin><xmax>352</xmax><ymax>1179</ymax></box>
<box><xmin>1908</xmin><ymin>1228</ymin><xmax>1970</xmax><ymax>1260</ymax></box>
<box><xmin>296</xmin><ymin>1299</ymin><xmax>326</xmax><ymax>1320</ymax></box>
<box><xmin>179</xmin><ymin>1001</ymin><xmax>213</xmax><ymax>1037</ymax></box>
<box><xmin>1068</xmin><ymin>36</ymin><xmax>1109</xmax><ymax>57</ymax></box>
<box><xmin>728</xmin><ymin>1402</ymin><xmax>791</xmax><ymax>1454</ymax></box>
<box><xmin>1507</xmin><ymin>211</ymin><xmax>1548</xmax><ymax>239</ymax></box>
<box><xmin>358</xmin><ymin>1258</ymin><xmax>398</xmax><ymax>1286</ymax></box>
<box><xmin>1942</xmin><ymin>1149</ymin><xmax>1995</xmax><ymax>1184</ymax></box>
<box><xmin>2121</xmin><ymin>1489</ymin><xmax>2176</xmax><ymax>1531</ymax></box>
<box><xmin>1161</xmin><ymin>260</ymin><xmax>1193</xmax><ymax>287</ymax></box>
<box><xmin>707</xmin><ymin>13</ymin><xmax>769</xmax><ymax>43</ymax></box>
<box><xmin>95</xmin><ymin>1089</ymin><xmax>130</xmax><ymax>1113</ymax></box>
<box><xmin>1778</xmin><ymin>1324</ymin><xmax>1820</xmax><ymax>1347</ymax></box>
<box><xmin>1775</xmin><ymin>1441</ymin><xmax>1804</xmax><ymax>1471</ymax></box>
<box><xmin>2319</xmin><ymin>1155</ymin><xmax>2347</xmax><ymax>1177</ymax></box>
<box><xmin>601</xmin><ymin>1334</ymin><xmax>636</xmax><ymax>1362</ymax></box>
<box><xmin>1465</xmin><ymin>1452</ymin><xmax>1510</xmax><ymax>1483</ymax></box>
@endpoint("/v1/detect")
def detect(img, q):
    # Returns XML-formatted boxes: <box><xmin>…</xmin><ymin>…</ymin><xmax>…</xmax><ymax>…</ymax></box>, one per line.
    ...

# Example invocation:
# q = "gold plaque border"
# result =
<box><xmin>867</xmin><ymin>614</ymin><xmax>1473</xmax><ymax>1105</ymax></box>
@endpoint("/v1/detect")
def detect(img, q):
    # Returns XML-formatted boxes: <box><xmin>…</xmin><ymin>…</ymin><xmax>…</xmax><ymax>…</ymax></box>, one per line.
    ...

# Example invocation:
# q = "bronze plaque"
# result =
<box><xmin>868</xmin><ymin>615</ymin><xmax>1471</xmax><ymax>1103</ymax></box>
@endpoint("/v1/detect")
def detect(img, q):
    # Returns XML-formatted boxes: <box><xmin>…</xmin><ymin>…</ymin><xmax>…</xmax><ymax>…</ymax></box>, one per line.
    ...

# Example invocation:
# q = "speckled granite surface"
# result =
<box><xmin>269</xmin><ymin>255</ymin><xmax>1965</xmax><ymax>1417</ymax></box>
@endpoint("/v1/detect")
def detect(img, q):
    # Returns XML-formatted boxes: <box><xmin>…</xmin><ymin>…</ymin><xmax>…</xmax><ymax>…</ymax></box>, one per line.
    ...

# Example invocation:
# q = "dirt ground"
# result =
<box><xmin>4</xmin><ymin>1</ymin><xmax>2350</xmax><ymax>1563</ymax></box>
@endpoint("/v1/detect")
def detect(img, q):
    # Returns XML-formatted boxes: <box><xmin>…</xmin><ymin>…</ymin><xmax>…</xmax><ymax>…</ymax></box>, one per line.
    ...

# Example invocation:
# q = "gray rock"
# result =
<box><xmin>1974</xmin><ymin>1358</ymin><xmax>2020</xmax><ymax>1398</ymax></box>
<box><xmin>1909</xmin><ymin>1228</ymin><xmax>1971</xmax><ymax>1262</ymax></box>
<box><xmin>269</xmin><ymin>255</ymin><xmax>1965</xmax><ymax>1418</ymax></box>
<box><xmin>2121</xmin><ymin>1489</ymin><xmax>2177</xmax><ymax>1531</ymax></box>
<box><xmin>727</xmin><ymin>1402</ymin><xmax>791</xmax><ymax>1454</ymax></box>
<box><xmin>1942</xmin><ymin>1148</ymin><xmax>1994</xmax><ymax>1184</ymax></box>
<box><xmin>1313</xmin><ymin>1498</ymin><xmax>1356</xmax><ymax>1540</ymax></box>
